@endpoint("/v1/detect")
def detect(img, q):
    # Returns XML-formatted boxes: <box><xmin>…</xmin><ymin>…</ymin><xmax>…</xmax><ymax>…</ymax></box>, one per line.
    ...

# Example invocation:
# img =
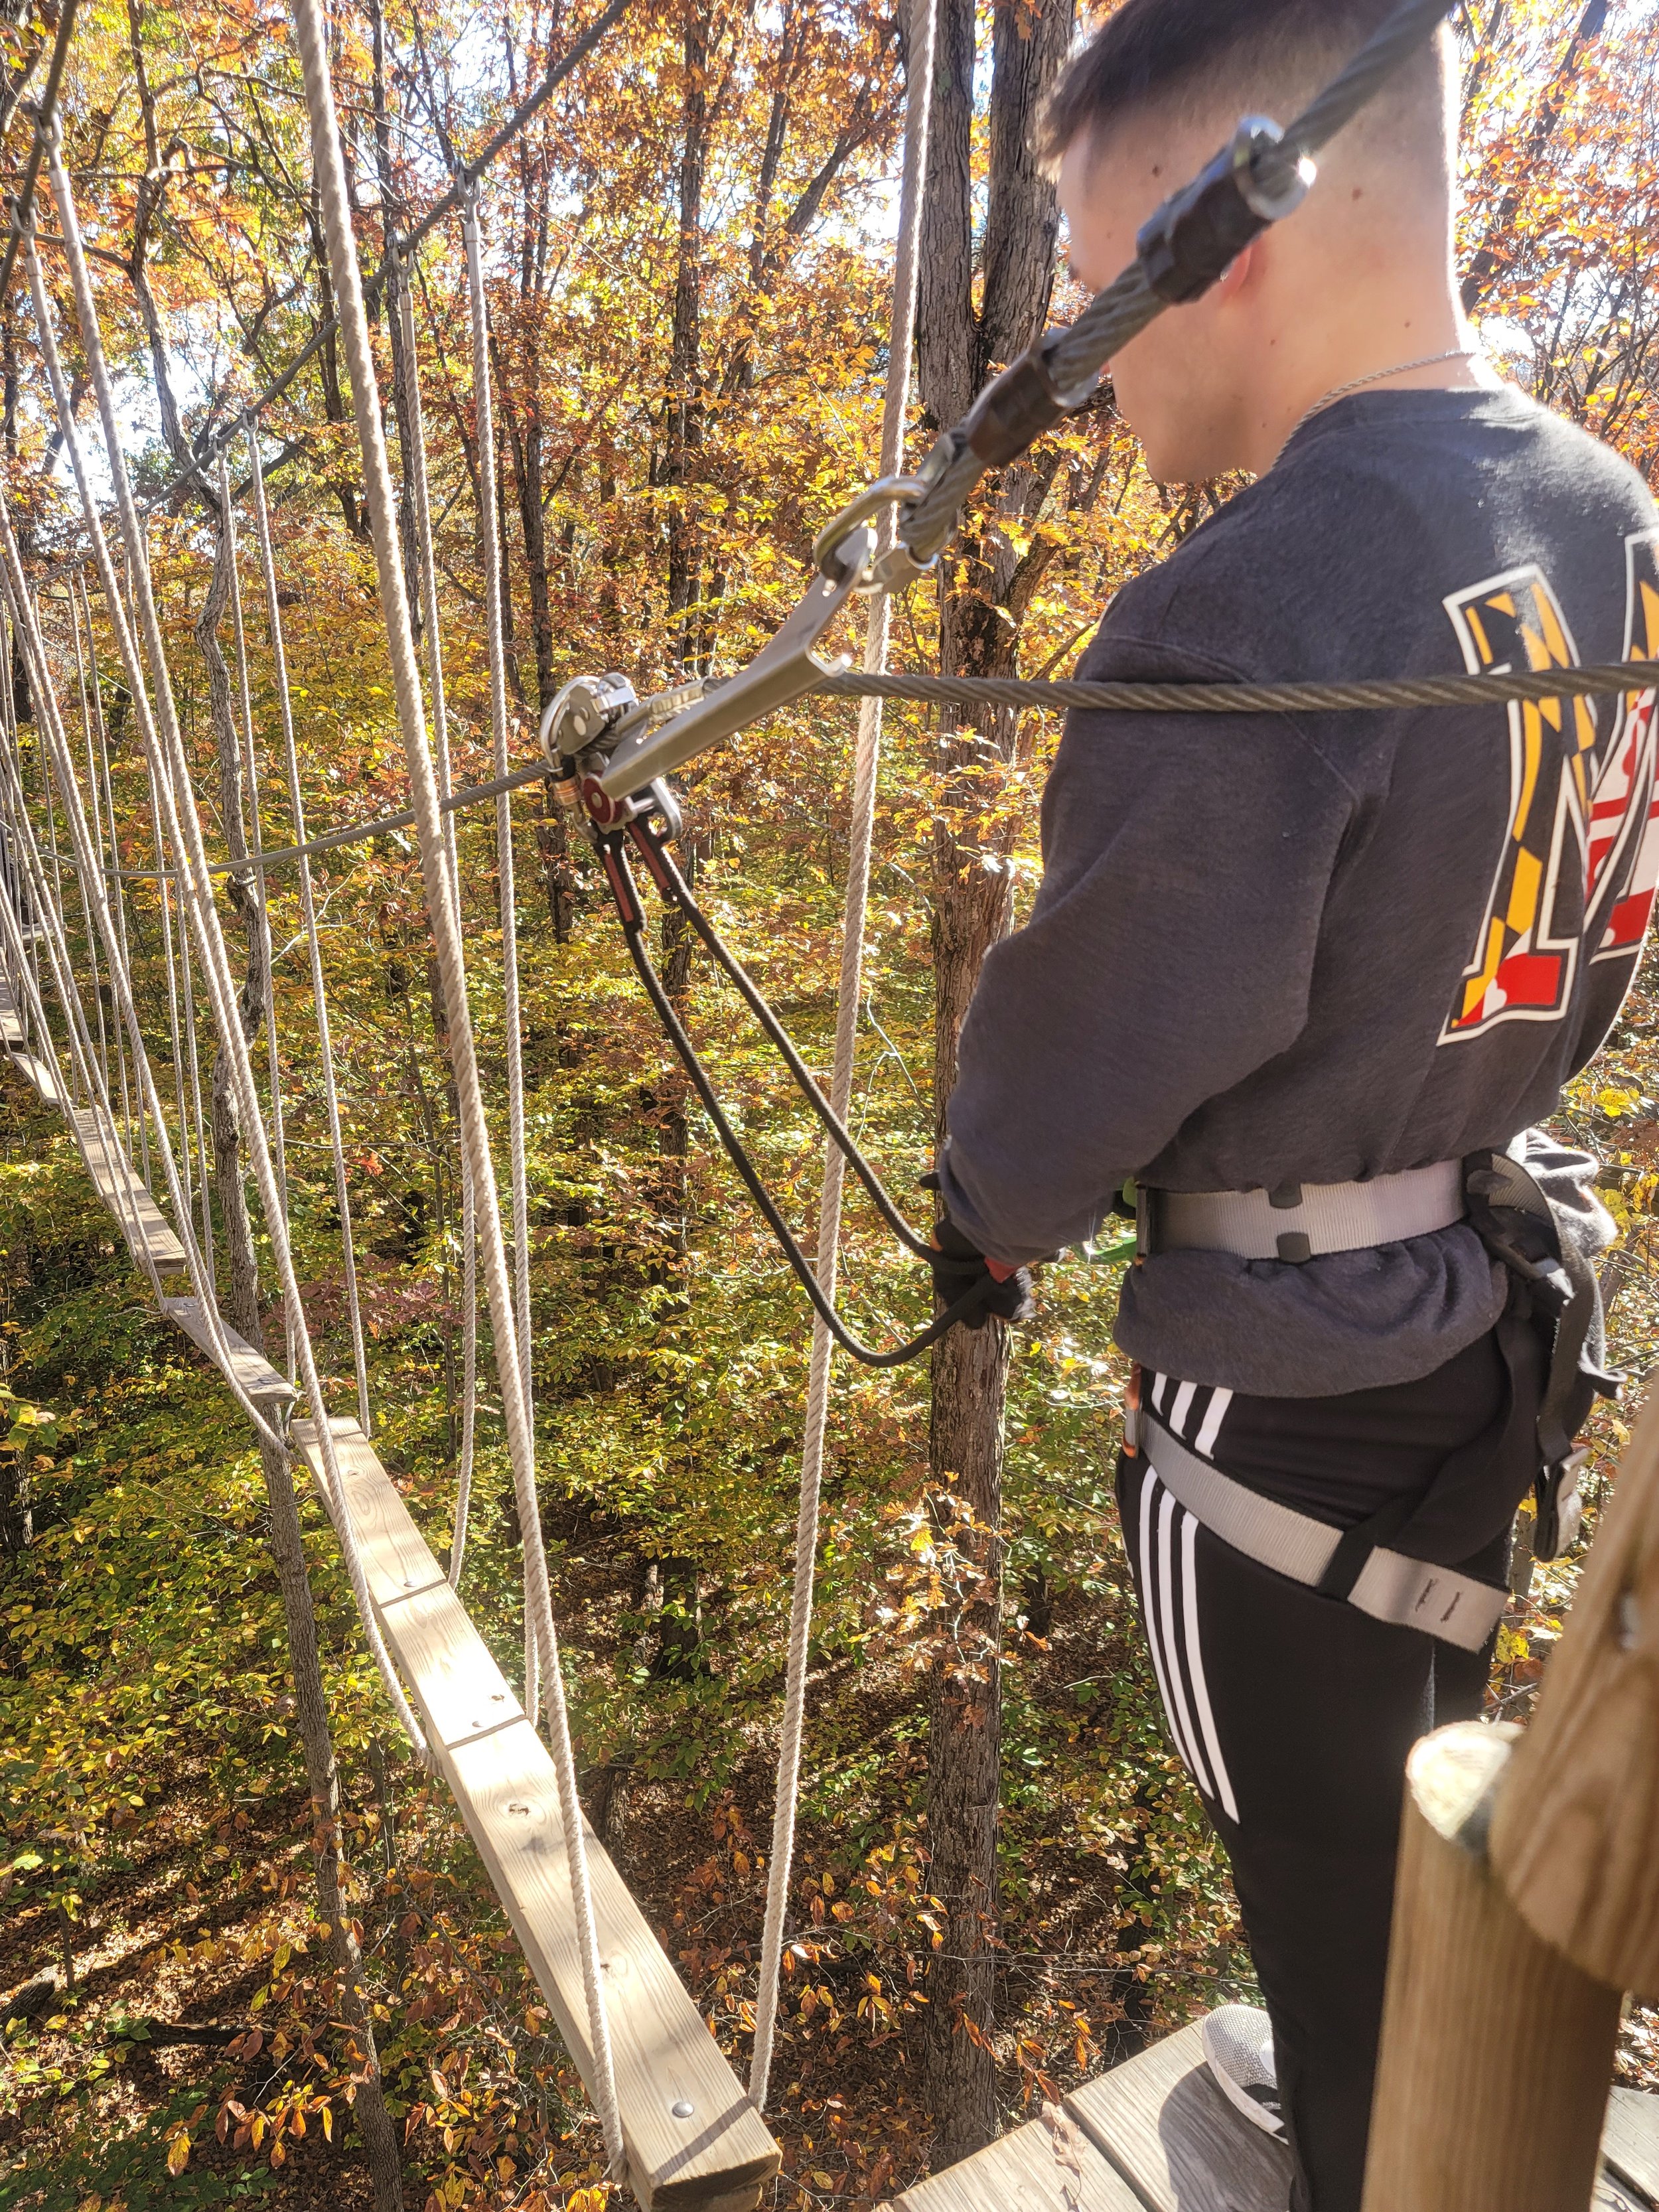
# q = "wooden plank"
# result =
<box><xmin>1066</xmin><ymin>2022</ymin><xmax>1291</xmax><ymax>2212</ymax></box>
<box><xmin>291</xmin><ymin>1418</ymin><xmax>780</xmax><ymax>2212</ymax></box>
<box><xmin>0</xmin><ymin>966</ymin><xmax>23</xmax><ymax>1046</ymax></box>
<box><xmin>1059</xmin><ymin>2017</ymin><xmax>1655</xmax><ymax>2212</ymax></box>
<box><xmin>1606</xmin><ymin>2089</ymin><xmax>1659</xmax><ymax>2207</ymax></box>
<box><xmin>161</xmin><ymin>1297</ymin><xmax>295</xmax><ymax>1406</ymax></box>
<box><xmin>4</xmin><ymin>1049</ymin><xmax>63</xmax><ymax>1106</ymax></box>
<box><xmin>68</xmin><ymin>1106</ymin><xmax>187</xmax><ymax>1268</ymax></box>
<box><xmin>892</xmin><ymin>2102</ymin><xmax>1143</xmax><ymax>2211</ymax></box>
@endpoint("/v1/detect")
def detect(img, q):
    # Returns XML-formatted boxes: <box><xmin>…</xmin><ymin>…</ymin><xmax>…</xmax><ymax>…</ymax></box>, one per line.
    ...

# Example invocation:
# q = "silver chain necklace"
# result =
<box><xmin>1283</xmin><ymin>346</ymin><xmax>1480</xmax><ymax>452</ymax></box>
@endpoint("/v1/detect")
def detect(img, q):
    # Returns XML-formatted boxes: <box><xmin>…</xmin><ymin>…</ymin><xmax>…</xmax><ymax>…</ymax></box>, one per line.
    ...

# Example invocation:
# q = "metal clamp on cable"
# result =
<box><xmin>961</xmin><ymin>331</ymin><xmax>1102</xmax><ymax>467</ymax></box>
<box><xmin>1137</xmin><ymin>115</ymin><xmax>1317</xmax><ymax>304</ymax></box>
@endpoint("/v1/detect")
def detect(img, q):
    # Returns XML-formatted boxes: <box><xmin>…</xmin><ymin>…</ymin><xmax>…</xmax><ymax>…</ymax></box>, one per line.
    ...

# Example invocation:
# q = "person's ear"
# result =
<box><xmin>1214</xmin><ymin>240</ymin><xmax>1259</xmax><ymax>301</ymax></box>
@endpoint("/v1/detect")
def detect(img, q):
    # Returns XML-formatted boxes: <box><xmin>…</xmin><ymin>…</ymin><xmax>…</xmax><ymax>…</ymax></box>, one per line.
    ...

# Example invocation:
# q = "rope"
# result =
<box><xmin>286</xmin><ymin>0</ymin><xmax>624</xmax><ymax>2172</ymax></box>
<box><xmin>463</xmin><ymin>194</ymin><xmax>541</xmax><ymax>1706</ymax></box>
<box><xmin>80</xmin><ymin>759</ymin><xmax>557</xmax><ymax>880</ymax></box>
<box><xmin>222</xmin><ymin>443</ymin><xmax>295</xmax><ymax>1379</ymax></box>
<box><xmin>175</xmin><ymin>829</ymin><xmax>216</xmax><ymax>1283</ymax></box>
<box><xmin>820</xmin><ymin>659</ymin><xmax>1658</xmax><ymax>715</ymax></box>
<box><xmin>393</xmin><ymin>280</ymin><xmax>479</xmax><ymax>1593</ymax></box>
<box><xmin>68</xmin><ymin>579</ymin><xmax>135</xmax><ymax>1161</ymax></box>
<box><xmin>748</xmin><ymin>0</ymin><xmax>936</xmax><ymax>2110</ymax></box>
<box><xmin>28</xmin><ymin>178</ymin><xmax>430</xmax><ymax>1761</ymax></box>
<box><xmin>244</xmin><ymin>421</ymin><xmax>374</xmax><ymax>1438</ymax></box>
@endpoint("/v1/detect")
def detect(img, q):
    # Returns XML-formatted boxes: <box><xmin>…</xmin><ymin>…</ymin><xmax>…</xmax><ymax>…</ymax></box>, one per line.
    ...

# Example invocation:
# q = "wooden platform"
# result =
<box><xmin>68</xmin><ymin>1106</ymin><xmax>186</xmax><ymax>1269</ymax></box>
<box><xmin>891</xmin><ymin>2021</ymin><xmax>1659</xmax><ymax>2211</ymax></box>
<box><xmin>161</xmin><ymin>1297</ymin><xmax>295</xmax><ymax>1406</ymax></box>
<box><xmin>3</xmin><ymin>1047</ymin><xmax>63</xmax><ymax>1106</ymax></box>
<box><xmin>291</xmin><ymin>1416</ymin><xmax>780</xmax><ymax>2212</ymax></box>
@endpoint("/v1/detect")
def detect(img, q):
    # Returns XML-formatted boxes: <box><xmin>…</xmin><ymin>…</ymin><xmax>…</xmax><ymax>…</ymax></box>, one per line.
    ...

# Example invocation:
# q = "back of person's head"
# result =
<box><xmin>1039</xmin><ymin>0</ymin><xmax>1455</xmax><ymax>198</ymax></box>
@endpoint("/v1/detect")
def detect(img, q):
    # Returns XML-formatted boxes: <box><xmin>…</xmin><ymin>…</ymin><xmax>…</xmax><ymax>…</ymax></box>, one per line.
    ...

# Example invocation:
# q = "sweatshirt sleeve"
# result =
<box><xmin>937</xmin><ymin>650</ymin><xmax>1359</xmax><ymax>1266</ymax></box>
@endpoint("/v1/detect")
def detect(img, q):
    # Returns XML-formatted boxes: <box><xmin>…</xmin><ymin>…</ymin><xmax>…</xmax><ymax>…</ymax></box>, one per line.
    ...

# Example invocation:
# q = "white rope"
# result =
<box><xmin>0</xmin><ymin>548</ymin><xmax>183</xmax><ymax>1301</ymax></box>
<box><xmin>393</xmin><ymin>279</ymin><xmax>479</xmax><ymax>1595</ymax></box>
<box><xmin>243</xmin><ymin>425</ymin><xmax>374</xmax><ymax>1437</ymax></box>
<box><xmin>463</xmin><ymin>194</ymin><xmax>541</xmax><ymax>1708</ymax></box>
<box><xmin>747</xmin><ymin>0</ymin><xmax>937</xmax><ymax>2111</ymax></box>
<box><xmin>27</xmin><ymin>184</ymin><xmax>430</xmax><ymax>1763</ymax></box>
<box><xmin>285</xmin><ymin>5</ymin><xmax>623</xmax><ymax>2171</ymax></box>
<box><xmin>78</xmin><ymin>578</ymin><xmax>153</xmax><ymax>1185</ymax></box>
<box><xmin>0</xmin><ymin>502</ymin><xmax>295</xmax><ymax>1445</ymax></box>
<box><xmin>175</xmin><ymin>827</ymin><xmax>216</xmax><ymax>1282</ymax></box>
<box><xmin>70</xmin><ymin>579</ymin><xmax>137</xmax><ymax>1163</ymax></box>
<box><xmin>220</xmin><ymin>446</ymin><xmax>294</xmax><ymax>1380</ymax></box>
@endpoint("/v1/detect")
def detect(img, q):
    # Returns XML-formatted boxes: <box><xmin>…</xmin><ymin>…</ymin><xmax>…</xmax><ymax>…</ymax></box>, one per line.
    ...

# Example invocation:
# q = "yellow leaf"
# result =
<box><xmin>166</xmin><ymin>2137</ymin><xmax>190</xmax><ymax>2177</ymax></box>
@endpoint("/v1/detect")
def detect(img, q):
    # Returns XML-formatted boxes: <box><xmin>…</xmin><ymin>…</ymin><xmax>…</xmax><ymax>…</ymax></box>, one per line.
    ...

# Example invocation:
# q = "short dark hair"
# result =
<box><xmin>1038</xmin><ymin>0</ymin><xmax>1447</xmax><ymax>169</ymax></box>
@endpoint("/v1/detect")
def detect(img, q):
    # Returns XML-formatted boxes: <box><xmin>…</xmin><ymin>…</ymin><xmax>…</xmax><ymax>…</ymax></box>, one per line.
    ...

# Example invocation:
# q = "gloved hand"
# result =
<box><xmin>924</xmin><ymin>1201</ymin><xmax>1036</xmax><ymax>1330</ymax></box>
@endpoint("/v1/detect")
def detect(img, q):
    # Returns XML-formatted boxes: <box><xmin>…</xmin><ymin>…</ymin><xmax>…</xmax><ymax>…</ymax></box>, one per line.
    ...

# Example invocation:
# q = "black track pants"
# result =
<box><xmin>1115</xmin><ymin>1335</ymin><xmax>1522</xmax><ymax>2212</ymax></box>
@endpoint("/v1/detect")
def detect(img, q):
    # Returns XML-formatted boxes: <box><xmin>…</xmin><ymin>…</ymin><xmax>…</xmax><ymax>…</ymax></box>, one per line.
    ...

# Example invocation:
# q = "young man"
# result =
<box><xmin>932</xmin><ymin>3</ymin><xmax>1659</xmax><ymax>2206</ymax></box>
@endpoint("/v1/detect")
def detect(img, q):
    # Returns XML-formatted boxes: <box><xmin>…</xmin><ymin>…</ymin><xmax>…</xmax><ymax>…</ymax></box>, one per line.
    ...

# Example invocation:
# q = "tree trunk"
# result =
<box><xmin>916</xmin><ymin>0</ymin><xmax>1072</xmax><ymax>2164</ymax></box>
<box><xmin>194</xmin><ymin>508</ymin><xmax>405</xmax><ymax>2212</ymax></box>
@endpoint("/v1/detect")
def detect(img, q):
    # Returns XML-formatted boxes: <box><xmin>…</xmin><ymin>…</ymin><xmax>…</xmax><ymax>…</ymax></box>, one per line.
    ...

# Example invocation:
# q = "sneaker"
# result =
<box><xmin>1201</xmin><ymin>2005</ymin><xmax>1286</xmax><ymax>2138</ymax></box>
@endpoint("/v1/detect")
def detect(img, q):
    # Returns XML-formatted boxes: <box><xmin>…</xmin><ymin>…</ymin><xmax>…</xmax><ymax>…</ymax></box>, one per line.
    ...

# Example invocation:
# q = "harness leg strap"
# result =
<box><xmin>1141</xmin><ymin>1414</ymin><xmax>1508</xmax><ymax>1655</ymax></box>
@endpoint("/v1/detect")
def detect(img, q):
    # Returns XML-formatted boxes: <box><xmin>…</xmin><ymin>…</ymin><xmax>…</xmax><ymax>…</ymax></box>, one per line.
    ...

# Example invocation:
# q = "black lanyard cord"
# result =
<box><xmin>603</xmin><ymin>832</ymin><xmax>993</xmax><ymax>1366</ymax></box>
<box><xmin>630</xmin><ymin>817</ymin><xmax>934</xmax><ymax>1259</ymax></box>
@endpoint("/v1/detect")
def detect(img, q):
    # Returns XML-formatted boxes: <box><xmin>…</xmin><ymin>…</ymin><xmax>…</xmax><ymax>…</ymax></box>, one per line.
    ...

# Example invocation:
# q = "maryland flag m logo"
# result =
<box><xmin>1441</xmin><ymin>536</ymin><xmax>1659</xmax><ymax>1044</ymax></box>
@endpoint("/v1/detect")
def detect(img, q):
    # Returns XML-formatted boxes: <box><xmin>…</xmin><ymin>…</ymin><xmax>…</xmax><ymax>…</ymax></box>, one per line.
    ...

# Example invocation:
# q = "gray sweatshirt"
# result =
<box><xmin>939</xmin><ymin>388</ymin><xmax>1659</xmax><ymax>1396</ymax></box>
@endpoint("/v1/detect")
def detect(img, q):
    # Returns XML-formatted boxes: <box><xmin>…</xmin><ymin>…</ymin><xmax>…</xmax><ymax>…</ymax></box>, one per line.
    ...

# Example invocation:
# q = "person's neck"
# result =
<box><xmin>1242</xmin><ymin>288</ymin><xmax>1493</xmax><ymax>476</ymax></box>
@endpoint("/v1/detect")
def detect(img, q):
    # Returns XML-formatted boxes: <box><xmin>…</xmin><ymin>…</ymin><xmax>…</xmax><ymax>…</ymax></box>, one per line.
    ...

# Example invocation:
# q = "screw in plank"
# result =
<box><xmin>671</xmin><ymin>2100</ymin><xmax>694</xmax><ymax>2119</ymax></box>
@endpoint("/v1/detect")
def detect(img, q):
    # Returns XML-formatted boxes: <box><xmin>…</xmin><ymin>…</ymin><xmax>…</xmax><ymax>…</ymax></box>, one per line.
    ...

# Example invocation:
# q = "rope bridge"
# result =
<box><xmin>0</xmin><ymin>13</ymin><xmax>787</xmax><ymax>2199</ymax></box>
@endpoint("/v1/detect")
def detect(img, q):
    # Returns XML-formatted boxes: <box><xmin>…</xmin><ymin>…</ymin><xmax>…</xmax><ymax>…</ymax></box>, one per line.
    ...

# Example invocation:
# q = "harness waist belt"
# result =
<box><xmin>1148</xmin><ymin>1158</ymin><xmax>1465</xmax><ymax>1264</ymax></box>
<box><xmin>1139</xmin><ymin>1413</ymin><xmax>1506</xmax><ymax>1653</ymax></box>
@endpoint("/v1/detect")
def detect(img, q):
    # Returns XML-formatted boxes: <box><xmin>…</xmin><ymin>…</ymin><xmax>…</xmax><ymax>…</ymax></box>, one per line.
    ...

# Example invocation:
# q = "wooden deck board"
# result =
<box><xmin>892</xmin><ymin>2102</ymin><xmax>1142</xmax><ymax>2211</ymax></box>
<box><xmin>1606</xmin><ymin>2087</ymin><xmax>1659</xmax><ymax>2207</ymax></box>
<box><xmin>906</xmin><ymin>2020</ymin><xmax>1659</xmax><ymax>2212</ymax></box>
<box><xmin>4</xmin><ymin>1049</ymin><xmax>63</xmax><ymax>1106</ymax></box>
<box><xmin>161</xmin><ymin>1297</ymin><xmax>295</xmax><ymax>1406</ymax></box>
<box><xmin>291</xmin><ymin>1418</ymin><xmax>780</xmax><ymax>2212</ymax></box>
<box><xmin>1066</xmin><ymin>2022</ymin><xmax>1291</xmax><ymax>2212</ymax></box>
<box><xmin>68</xmin><ymin>1106</ymin><xmax>186</xmax><ymax>1268</ymax></box>
<box><xmin>0</xmin><ymin>967</ymin><xmax>24</xmax><ymax>1047</ymax></box>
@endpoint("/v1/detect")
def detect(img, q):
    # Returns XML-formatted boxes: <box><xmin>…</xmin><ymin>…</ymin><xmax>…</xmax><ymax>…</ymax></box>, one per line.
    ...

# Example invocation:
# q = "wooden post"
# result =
<box><xmin>1488</xmin><ymin>1386</ymin><xmax>1659</xmax><ymax>1995</ymax></box>
<box><xmin>1361</xmin><ymin>1722</ymin><xmax>1622</xmax><ymax>2212</ymax></box>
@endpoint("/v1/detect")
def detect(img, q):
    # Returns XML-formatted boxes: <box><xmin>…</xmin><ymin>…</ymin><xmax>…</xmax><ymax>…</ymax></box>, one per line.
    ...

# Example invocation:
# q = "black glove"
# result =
<box><xmin>925</xmin><ymin>1203</ymin><xmax>1036</xmax><ymax>1331</ymax></box>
